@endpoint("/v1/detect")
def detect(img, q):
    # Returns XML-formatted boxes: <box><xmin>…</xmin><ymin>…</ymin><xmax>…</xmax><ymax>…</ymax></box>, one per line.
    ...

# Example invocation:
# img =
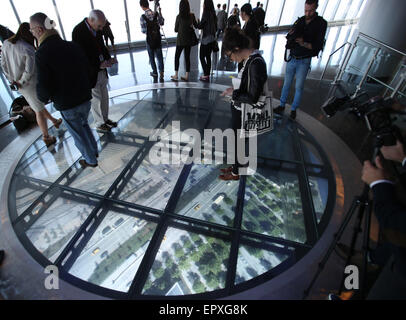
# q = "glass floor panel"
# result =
<box><xmin>243</xmin><ymin>166</ymin><xmax>307</xmax><ymax>243</ymax></box>
<box><xmin>118</xmin><ymin>158</ymin><xmax>184</xmax><ymax>211</ymax></box>
<box><xmin>235</xmin><ymin>237</ymin><xmax>293</xmax><ymax>285</ymax></box>
<box><xmin>68</xmin><ymin>210</ymin><xmax>157</xmax><ymax>292</ymax></box>
<box><xmin>142</xmin><ymin>227</ymin><xmax>230</xmax><ymax>296</ymax></box>
<box><xmin>175</xmin><ymin>164</ymin><xmax>239</xmax><ymax>227</ymax></box>
<box><xmin>68</xmin><ymin>142</ymin><xmax>139</xmax><ymax>195</ymax></box>
<box><xmin>24</xmin><ymin>188</ymin><xmax>95</xmax><ymax>263</ymax></box>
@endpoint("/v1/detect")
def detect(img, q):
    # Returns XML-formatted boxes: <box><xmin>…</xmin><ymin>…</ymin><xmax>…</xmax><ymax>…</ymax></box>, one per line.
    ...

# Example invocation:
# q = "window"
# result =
<box><xmin>127</xmin><ymin>0</ymin><xmax>145</xmax><ymax>42</ymax></box>
<box><xmin>264</xmin><ymin>0</ymin><xmax>285</xmax><ymax>27</ymax></box>
<box><xmin>280</xmin><ymin>0</ymin><xmax>304</xmax><ymax>26</ymax></box>
<box><xmin>346</xmin><ymin>0</ymin><xmax>364</xmax><ymax>20</ymax></box>
<box><xmin>158</xmin><ymin>0</ymin><xmax>181</xmax><ymax>39</ymax></box>
<box><xmin>0</xmin><ymin>0</ymin><xmax>19</xmax><ymax>33</ymax></box>
<box><xmin>93</xmin><ymin>0</ymin><xmax>128</xmax><ymax>44</ymax></box>
<box><xmin>323</xmin><ymin>0</ymin><xmax>340</xmax><ymax>21</ymax></box>
<box><xmin>55</xmin><ymin>0</ymin><xmax>92</xmax><ymax>41</ymax></box>
<box><xmin>13</xmin><ymin>0</ymin><xmax>54</xmax><ymax>24</ymax></box>
<box><xmin>335</xmin><ymin>0</ymin><xmax>352</xmax><ymax>21</ymax></box>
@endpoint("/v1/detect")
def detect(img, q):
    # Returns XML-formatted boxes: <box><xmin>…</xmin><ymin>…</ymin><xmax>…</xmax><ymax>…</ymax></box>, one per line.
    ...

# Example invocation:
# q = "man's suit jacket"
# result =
<box><xmin>72</xmin><ymin>19</ymin><xmax>111</xmax><ymax>88</ymax></box>
<box><xmin>372</xmin><ymin>182</ymin><xmax>406</xmax><ymax>277</ymax></box>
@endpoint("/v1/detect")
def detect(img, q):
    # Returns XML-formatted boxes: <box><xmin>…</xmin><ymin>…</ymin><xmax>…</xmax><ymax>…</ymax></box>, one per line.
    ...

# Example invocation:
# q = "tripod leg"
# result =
<box><xmin>360</xmin><ymin>200</ymin><xmax>373</xmax><ymax>299</ymax></box>
<box><xmin>302</xmin><ymin>197</ymin><xmax>361</xmax><ymax>299</ymax></box>
<box><xmin>338</xmin><ymin>198</ymin><xmax>366</xmax><ymax>295</ymax></box>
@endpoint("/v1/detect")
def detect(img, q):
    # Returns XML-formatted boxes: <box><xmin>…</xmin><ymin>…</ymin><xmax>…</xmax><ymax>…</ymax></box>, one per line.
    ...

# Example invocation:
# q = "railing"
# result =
<box><xmin>321</xmin><ymin>32</ymin><xmax>406</xmax><ymax>99</ymax></box>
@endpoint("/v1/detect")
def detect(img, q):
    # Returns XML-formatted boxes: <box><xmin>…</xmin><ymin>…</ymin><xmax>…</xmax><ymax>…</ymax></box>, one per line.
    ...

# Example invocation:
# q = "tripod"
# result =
<box><xmin>303</xmin><ymin>149</ymin><xmax>381</xmax><ymax>300</ymax></box>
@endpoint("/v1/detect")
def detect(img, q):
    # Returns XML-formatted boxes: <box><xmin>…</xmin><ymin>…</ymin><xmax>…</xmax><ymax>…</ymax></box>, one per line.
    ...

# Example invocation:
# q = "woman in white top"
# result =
<box><xmin>1</xmin><ymin>23</ymin><xmax>62</xmax><ymax>147</ymax></box>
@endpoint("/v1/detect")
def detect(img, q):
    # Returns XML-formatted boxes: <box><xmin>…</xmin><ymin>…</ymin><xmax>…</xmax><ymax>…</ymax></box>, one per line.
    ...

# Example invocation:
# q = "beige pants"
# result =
<box><xmin>91</xmin><ymin>70</ymin><xmax>109</xmax><ymax>127</ymax></box>
<box><xmin>19</xmin><ymin>83</ymin><xmax>45</xmax><ymax>112</ymax></box>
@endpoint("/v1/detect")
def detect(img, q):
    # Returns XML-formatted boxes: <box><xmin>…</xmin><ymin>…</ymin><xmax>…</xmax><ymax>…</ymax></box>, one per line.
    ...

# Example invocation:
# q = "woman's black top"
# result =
<box><xmin>232</xmin><ymin>53</ymin><xmax>267</xmax><ymax>106</ymax></box>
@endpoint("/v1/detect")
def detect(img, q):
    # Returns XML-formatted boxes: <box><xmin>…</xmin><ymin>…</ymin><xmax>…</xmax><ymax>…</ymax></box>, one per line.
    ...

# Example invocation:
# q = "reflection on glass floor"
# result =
<box><xmin>8</xmin><ymin>88</ymin><xmax>335</xmax><ymax>298</ymax></box>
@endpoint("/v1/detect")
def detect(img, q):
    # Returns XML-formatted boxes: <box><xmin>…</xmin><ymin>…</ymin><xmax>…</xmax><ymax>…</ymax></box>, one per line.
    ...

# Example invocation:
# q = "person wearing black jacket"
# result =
<box><xmin>362</xmin><ymin>140</ymin><xmax>406</xmax><ymax>299</ymax></box>
<box><xmin>220</xmin><ymin>28</ymin><xmax>267</xmax><ymax>181</ymax></box>
<box><xmin>30</xmin><ymin>12</ymin><xmax>99</xmax><ymax>169</ymax></box>
<box><xmin>198</xmin><ymin>0</ymin><xmax>217</xmax><ymax>81</ymax></box>
<box><xmin>227</xmin><ymin>8</ymin><xmax>241</xmax><ymax>29</ymax></box>
<box><xmin>240</xmin><ymin>3</ymin><xmax>260</xmax><ymax>50</ymax></box>
<box><xmin>72</xmin><ymin>10</ymin><xmax>118</xmax><ymax>132</ymax></box>
<box><xmin>275</xmin><ymin>0</ymin><xmax>327</xmax><ymax>120</ymax></box>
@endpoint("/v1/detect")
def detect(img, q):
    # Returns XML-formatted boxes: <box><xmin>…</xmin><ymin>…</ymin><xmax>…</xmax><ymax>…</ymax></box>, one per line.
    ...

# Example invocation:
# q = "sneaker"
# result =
<box><xmin>274</xmin><ymin>106</ymin><xmax>285</xmax><ymax>115</ymax></box>
<box><xmin>0</xmin><ymin>250</ymin><xmax>4</xmax><ymax>266</ymax></box>
<box><xmin>79</xmin><ymin>159</ymin><xmax>98</xmax><ymax>169</ymax></box>
<box><xmin>290</xmin><ymin>110</ymin><xmax>297</xmax><ymax>120</ymax></box>
<box><xmin>43</xmin><ymin>135</ymin><xmax>57</xmax><ymax>147</ymax></box>
<box><xmin>219</xmin><ymin>173</ymin><xmax>240</xmax><ymax>181</ymax></box>
<box><xmin>97</xmin><ymin>123</ymin><xmax>111</xmax><ymax>132</ymax></box>
<box><xmin>150</xmin><ymin>71</ymin><xmax>158</xmax><ymax>77</ymax></box>
<box><xmin>105</xmin><ymin>119</ymin><xmax>118</xmax><ymax>128</ymax></box>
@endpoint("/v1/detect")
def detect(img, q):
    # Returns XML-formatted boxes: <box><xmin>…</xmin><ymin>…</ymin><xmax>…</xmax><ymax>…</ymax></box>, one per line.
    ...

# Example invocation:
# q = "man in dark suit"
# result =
<box><xmin>30</xmin><ymin>12</ymin><xmax>99</xmax><ymax>168</ymax></box>
<box><xmin>362</xmin><ymin>140</ymin><xmax>406</xmax><ymax>299</ymax></box>
<box><xmin>72</xmin><ymin>10</ymin><xmax>118</xmax><ymax>132</ymax></box>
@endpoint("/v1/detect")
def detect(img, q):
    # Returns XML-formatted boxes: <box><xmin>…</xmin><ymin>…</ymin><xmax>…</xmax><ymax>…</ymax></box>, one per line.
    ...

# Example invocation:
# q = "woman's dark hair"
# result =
<box><xmin>9</xmin><ymin>22</ymin><xmax>35</xmax><ymax>47</ymax></box>
<box><xmin>222</xmin><ymin>27</ymin><xmax>252</xmax><ymax>53</ymax></box>
<box><xmin>179</xmin><ymin>0</ymin><xmax>191</xmax><ymax>19</ymax></box>
<box><xmin>203</xmin><ymin>0</ymin><xmax>216</xmax><ymax>22</ymax></box>
<box><xmin>241</xmin><ymin>3</ymin><xmax>253</xmax><ymax>16</ymax></box>
<box><xmin>203</xmin><ymin>0</ymin><xmax>215</xmax><ymax>14</ymax></box>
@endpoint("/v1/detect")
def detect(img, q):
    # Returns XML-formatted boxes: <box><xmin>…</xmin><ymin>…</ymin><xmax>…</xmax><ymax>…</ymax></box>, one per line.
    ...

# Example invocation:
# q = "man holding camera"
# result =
<box><xmin>140</xmin><ymin>0</ymin><xmax>165</xmax><ymax>82</ymax></box>
<box><xmin>274</xmin><ymin>0</ymin><xmax>327</xmax><ymax>120</ymax></box>
<box><xmin>362</xmin><ymin>141</ymin><xmax>406</xmax><ymax>299</ymax></box>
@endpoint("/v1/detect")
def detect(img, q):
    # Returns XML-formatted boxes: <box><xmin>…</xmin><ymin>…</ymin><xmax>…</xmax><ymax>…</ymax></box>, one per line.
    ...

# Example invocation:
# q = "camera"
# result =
<box><xmin>149</xmin><ymin>0</ymin><xmax>160</xmax><ymax>8</ymax></box>
<box><xmin>286</xmin><ymin>19</ymin><xmax>303</xmax><ymax>50</ymax></box>
<box><xmin>322</xmin><ymin>92</ymin><xmax>400</xmax><ymax>147</ymax></box>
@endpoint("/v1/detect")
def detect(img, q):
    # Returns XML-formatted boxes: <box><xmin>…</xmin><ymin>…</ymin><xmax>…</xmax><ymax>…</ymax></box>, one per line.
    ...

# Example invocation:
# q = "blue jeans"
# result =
<box><xmin>60</xmin><ymin>100</ymin><xmax>98</xmax><ymax>165</ymax></box>
<box><xmin>147</xmin><ymin>43</ymin><xmax>164</xmax><ymax>74</ymax></box>
<box><xmin>280</xmin><ymin>57</ymin><xmax>312</xmax><ymax>111</ymax></box>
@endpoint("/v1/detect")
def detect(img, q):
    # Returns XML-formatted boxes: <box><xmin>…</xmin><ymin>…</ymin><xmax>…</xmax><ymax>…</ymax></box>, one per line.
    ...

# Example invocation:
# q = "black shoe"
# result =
<box><xmin>274</xmin><ymin>106</ymin><xmax>285</xmax><ymax>115</ymax></box>
<box><xmin>105</xmin><ymin>119</ymin><xmax>118</xmax><ymax>128</ymax></box>
<box><xmin>0</xmin><ymin>250</ymin><xmax>5</xmax><ymax>266</ymax></box>
<box><xmin>97</xmin><ymin>123</ymin><xmax>112</xmax><ymax>132</ymax></box>
<box><xmin>290</xmin><ymin>110</ymin><xmax>297</xmax><ymax>120</ymax></box>
<box><xmin>150</xmin><ymin>71</ymin><xmax>158</xmax><ymax>77</ymax></box>
<box><xmin>79</xmin><ymin>160</ymin><xmax>98</xmax><ymax>169</ymax></box>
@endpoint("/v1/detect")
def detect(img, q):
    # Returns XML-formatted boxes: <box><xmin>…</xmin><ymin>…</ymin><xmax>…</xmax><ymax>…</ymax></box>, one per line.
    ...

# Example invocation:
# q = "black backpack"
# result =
<box><xmin>9</xmin><ymin>96</ymin><xmax>35</xmax><ymax>132</ymax></box>
<box><xmin>143</xmin><ymin>13</ymin><xmax>162</xmax><ymax>49</ymax></box>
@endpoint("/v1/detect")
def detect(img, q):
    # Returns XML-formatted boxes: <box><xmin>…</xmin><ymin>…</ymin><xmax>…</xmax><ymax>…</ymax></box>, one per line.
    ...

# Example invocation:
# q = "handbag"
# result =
<box><xmin>240</xmin><ymin>57</ymin><xmax>273</xmax><ymax>138</ymax></box>
<box><xmin>212</xmin><ymin>40</ymin><xmax>219</xmax><ymax>52</ymax></box>
<box><xmin>190</xmin><ymin>27</ymin><xmax>199</xmax><ymax>46</ymax></box>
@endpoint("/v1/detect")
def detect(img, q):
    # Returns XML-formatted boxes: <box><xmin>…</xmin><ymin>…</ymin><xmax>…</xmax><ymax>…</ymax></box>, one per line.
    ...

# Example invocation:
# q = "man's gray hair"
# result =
<box><xmin>30</xmin><ymin>12</ymin><xmax>48</xmax><ymax>28</ymax></box>
<box><xmin>89</xmin><ymin>10</ymin><xmax>106</xmax><ymax>22</ymax></box>
<box><xmin>30</xmin><ymin>12</ymin><xmax>57</xmax><ymax>30</ymax></box>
